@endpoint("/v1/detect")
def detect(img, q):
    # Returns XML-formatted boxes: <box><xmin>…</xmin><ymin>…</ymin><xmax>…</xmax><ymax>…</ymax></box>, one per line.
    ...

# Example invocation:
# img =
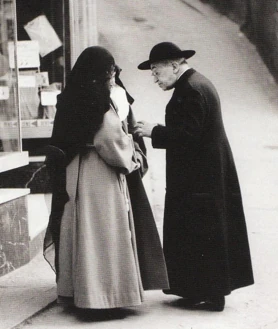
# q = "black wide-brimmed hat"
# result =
<box><xmin>138</xmin><ymin>42</ymin><xmax>195</xmax><ymax>70</ymax></box>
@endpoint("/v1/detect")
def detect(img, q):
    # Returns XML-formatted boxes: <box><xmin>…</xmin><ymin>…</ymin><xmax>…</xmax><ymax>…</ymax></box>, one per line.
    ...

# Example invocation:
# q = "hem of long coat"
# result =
<box><xmin>144</xmin><ymin>285</ymin><xmax>170</xmax><ymax>291</ymax></box>
<box><xmin>57</xmin><ymin>293</ymin><xmax>144</xmax><ymax>309</ymax></box>
<box><xmin>56</xmin><ymin>152</ymin><xmax>145</xmax><ymax>310</ymax></box>
<box><xmin>163</xmin><ymin>279</ymin><xmax>255</xmax><ymax>299</ymax></box>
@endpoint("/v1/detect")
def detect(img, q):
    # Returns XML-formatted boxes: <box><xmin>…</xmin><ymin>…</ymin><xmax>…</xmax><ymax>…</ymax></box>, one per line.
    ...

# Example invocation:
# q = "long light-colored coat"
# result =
<box><xmin>55</xmin><ymin>106</ymin><xmax>167</xmax><ymax>309</ymax></box>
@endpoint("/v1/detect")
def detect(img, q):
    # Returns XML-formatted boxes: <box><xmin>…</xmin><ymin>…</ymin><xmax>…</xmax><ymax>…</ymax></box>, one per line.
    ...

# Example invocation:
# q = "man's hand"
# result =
<box><xmin>133</xmin><ymin>120</ymin><xmax>157</xmax><ymax>138</ymax></box>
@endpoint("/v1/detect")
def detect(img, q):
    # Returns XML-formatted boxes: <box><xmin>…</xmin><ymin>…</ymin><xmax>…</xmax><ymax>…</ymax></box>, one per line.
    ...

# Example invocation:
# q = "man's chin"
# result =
<box><xmin>158</xmin><ymin>83</ymin><xmax>173</xmax><ymax>91</ymax></box>
<box><xmin>159</xmin><ymin>85</ymin><xmax>169</xmax><ymax>91</ymax></box>
<box><xmin>163</xmin><ymin>86</ymin><xmax>174</xmax><ymax>91</ymax></box>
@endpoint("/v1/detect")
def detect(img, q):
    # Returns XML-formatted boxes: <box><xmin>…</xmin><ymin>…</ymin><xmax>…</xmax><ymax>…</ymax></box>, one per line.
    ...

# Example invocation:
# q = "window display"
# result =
<box><xmin>1</xmin><ymin>0</ymin><xmax>66</xmax><ymax>157</ymax></box>
<box><xmin>16</xmin><ymin>0</ymin><xmax>67</xmax><ymax>154</ymax></box>
<box><xmin>1</xmin><ymin>0</ymin><xmax>95</xmax><ymax>158</ymax></box>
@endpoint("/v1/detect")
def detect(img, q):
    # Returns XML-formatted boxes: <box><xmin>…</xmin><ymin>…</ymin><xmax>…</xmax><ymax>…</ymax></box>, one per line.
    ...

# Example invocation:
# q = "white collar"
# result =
<box><xmin>110</xmin><ymin>84</ymin><xmax>130</xmax><ymax>121</ymax></box>
<box><xmin>177</xmin><ymin>65</ymin><xmax>191</xmax><ymax>80</ymax></box>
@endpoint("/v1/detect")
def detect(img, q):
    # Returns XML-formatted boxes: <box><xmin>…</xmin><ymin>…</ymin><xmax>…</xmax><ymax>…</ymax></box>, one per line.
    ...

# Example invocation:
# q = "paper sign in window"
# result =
<box><xmin>41</xmin><ymin>90</ymin><xmax>61</xmax><ymax>106</ymax></box>
<box><xmin>36</xmin><ymin>72</ymin><xmax>49</xmax><ymax>87</ymax></box>
<box><xmin>8</xmin><ymin>40</ymin><xmax>40</xmax><ymax>69</ymax></box>
<box><xmin>18</xmin><ymin>75</ymin><xmax>36</xmax><ymax>88</ymax></box>
<box><xmin>0</xmin><ymin>86</ymin><xmax>9</xmax><ymax>100</ymax></box>
<box><xmin>24</xmin><ymin>15</ymin><xmax>62</xmax><ymax>57</ymax></box>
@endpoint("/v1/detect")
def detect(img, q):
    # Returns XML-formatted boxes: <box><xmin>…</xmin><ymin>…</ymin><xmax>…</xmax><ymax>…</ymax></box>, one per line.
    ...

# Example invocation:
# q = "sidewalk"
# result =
<box><xmin>0</xmin><ymin>192</ymin><xmax>56</xmax><ymax>329</ymax></box>
<box><xmin>0</xmin><ymin>252</ymin><xmax>56</xmax><ymax>329</ymax></box>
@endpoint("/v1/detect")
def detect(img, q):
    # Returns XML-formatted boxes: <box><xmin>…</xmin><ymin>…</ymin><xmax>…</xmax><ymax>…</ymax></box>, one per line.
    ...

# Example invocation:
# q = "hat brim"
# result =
<box><xmin>138</xmin><ymin>50</ymin><xmax>196</xmax><ymax>70</ymax></box>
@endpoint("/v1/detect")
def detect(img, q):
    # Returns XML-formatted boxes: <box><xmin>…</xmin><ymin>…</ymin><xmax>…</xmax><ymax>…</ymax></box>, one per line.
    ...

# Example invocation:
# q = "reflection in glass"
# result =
<box><xmin>0</xmin><ymin>0</ymin><xmax>20</xmax><ymax>152</ymax></box>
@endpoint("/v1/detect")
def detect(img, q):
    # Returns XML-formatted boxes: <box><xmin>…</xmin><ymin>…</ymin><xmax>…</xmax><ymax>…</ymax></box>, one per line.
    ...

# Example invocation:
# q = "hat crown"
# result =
<box><xmin>150</xmin><ymin>42</ymin><xmax>182</xmax><ymax>61</ymax></box>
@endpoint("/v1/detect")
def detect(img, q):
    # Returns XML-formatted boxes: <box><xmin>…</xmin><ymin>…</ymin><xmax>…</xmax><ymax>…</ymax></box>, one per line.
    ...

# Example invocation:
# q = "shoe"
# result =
<box><xmin>204</xmin><ymin>295</ymin><xmax>225</xmax><ymax>312</ymax></box>
<box><xmin>179</xmin><ymin>295</ymin><xmax>225</xmax><ymax>312</ymax></box>
<box><xmin>178</xmin><ymin>297</ymin><xmax>204</xmax><ymax>309</ymax></box>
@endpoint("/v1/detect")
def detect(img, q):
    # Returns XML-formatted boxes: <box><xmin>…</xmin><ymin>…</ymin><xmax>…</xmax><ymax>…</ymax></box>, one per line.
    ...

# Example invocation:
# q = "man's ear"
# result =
<box><xmin>172</xmin><ymin>61</ymin><xmax>180</xmax><ymax>74</ymax></box>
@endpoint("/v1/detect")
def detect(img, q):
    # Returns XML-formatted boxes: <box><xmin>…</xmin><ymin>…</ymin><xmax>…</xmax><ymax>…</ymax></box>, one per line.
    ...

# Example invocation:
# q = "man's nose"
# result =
<box><xmin>153</xmin><ymin>76</ymin><xmax>158</xmax><ymax>83</ymax></box>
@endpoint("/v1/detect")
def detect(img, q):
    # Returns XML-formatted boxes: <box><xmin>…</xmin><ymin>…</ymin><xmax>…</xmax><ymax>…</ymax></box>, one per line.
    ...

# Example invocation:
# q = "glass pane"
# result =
<box><xmin>0</xmin><ymin>0</ymin><xmax>20</xmax><ymax>152</ymax></box>
<box><xmin>15</xmin><ymin>0</ymin><xmax>66</xmax><ymax>155</ymax></box>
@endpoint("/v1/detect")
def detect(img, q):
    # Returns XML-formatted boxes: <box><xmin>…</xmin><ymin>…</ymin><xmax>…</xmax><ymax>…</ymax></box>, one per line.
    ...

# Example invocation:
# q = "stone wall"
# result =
<box><xmin>201</xmin><ymin>0</ymin><xmax>278</xmax><ymax>82</ymax></box>
<box><xmin>0</xmin><ymin>195</ymin><xmax>29</xmax><ymax>276</ymax></box>
<box><xmin>0</xmin><ymin>162</ymin><xmax>51</xmax><ymax>193</ymax></box>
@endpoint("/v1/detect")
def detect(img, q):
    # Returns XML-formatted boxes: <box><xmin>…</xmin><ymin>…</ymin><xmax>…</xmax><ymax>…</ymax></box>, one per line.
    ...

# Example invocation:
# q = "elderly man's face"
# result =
<box><xmin>151</xmin><ymin>62</ymin><xmax>177</xmax><ymax>90</ymax></box>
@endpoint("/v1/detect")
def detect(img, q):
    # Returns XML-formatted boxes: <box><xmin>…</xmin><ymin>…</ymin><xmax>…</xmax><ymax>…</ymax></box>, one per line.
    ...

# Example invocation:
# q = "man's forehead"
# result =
<box><xmin>150</xmin><ymin>62</ymin><xmax>163</xmax><ymax>70</ymax></box>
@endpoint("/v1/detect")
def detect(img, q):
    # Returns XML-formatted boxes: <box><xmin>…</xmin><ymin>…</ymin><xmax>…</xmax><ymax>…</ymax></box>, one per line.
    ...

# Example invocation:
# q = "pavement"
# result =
<box><xmin>0</xmin><ymin>195</ymin><xmax>56</xmax><ymax>329</ymax></box>
<box><xmin>1</xmin><ymin>0</ymin><xmax>278</xmax><ymax>328</ymax></box>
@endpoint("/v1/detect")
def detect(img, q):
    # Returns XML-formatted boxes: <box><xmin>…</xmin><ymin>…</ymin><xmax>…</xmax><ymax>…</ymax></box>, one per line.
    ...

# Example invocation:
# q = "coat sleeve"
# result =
<box><xmin>151</xmin><ymin>89</ymin><xmax>207</xmax><ymax>149</ymax></box>
<box><xmin>94</xmin><ymin>107</ymin><xmax>139</xmax><ymax>174</ymax></box>
<box><xmin>127</xmin><ymin>108</ymin><xmax>148</xmax><ymax>177</ymax></box>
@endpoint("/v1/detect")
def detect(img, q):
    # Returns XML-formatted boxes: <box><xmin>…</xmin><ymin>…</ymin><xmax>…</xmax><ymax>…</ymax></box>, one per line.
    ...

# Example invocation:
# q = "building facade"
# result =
<box><xmin>0</xmin><ymin>0</ymin><xmax>97</xmax><ymax>276</ymax></box>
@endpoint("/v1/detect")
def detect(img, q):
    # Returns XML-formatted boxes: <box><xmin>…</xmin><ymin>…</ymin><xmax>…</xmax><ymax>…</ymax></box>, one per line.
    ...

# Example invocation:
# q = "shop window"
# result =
<box><xmin>15</xmin><ymin>0</ymin><xmax>69</xmax><ymax>156</ymax></box>
<box><xmin>0</xmin><ymin>0</ymin><xmax>29</xmax><ymax>173</ymax></box>
<box><xmin>2</xmin><ymin>0</ymin><xmax>96</xmax><ymax>158</ymax></box>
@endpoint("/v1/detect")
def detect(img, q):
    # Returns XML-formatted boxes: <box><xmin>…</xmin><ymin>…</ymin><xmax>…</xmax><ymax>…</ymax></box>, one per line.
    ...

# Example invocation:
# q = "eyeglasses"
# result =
<box><xmin>106</xmin><ymin>66</ymin><xmax>116</xmax><ymax>80</ymax></box>
<box><xmin>106</xmin><ymin>64</ymin><xmax>122</xmax><ymax>80</ymax></box>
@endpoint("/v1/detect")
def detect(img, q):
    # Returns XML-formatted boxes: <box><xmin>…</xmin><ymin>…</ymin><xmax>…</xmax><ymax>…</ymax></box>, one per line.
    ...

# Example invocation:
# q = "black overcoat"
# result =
<box><xmin>151</xmin><ymin>68</ymin><xmax>254</xmax><ymax>298</ymax></box>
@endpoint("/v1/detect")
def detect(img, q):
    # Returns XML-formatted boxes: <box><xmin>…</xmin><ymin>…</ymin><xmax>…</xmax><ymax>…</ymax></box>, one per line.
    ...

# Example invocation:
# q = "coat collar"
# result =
<box><xmin>175</xmin><ymin>68</ymin><xmax>196</xmax><ymax>88</ymax></box>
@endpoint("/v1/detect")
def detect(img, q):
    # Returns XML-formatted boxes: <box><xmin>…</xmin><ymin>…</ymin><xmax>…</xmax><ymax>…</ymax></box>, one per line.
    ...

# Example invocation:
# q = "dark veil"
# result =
<box><xmin>50</xmin><ymin>46</ymin><xmax>115</xmax><ymax>162</ymax></box>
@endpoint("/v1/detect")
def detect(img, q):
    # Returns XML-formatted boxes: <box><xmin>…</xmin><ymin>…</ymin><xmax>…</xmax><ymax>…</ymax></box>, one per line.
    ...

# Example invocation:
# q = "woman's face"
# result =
<box><xmin>107</xmin><ymin>67</ymin><xmax>116</xmax><ymax>90</ymax></box>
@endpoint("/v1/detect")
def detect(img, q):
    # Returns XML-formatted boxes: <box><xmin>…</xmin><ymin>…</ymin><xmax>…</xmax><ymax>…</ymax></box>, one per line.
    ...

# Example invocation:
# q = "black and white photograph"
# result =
<box><xmin>0</xmin><ymin>1</ymin><xmax>278</xmax><ymax>328</ymax></box>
